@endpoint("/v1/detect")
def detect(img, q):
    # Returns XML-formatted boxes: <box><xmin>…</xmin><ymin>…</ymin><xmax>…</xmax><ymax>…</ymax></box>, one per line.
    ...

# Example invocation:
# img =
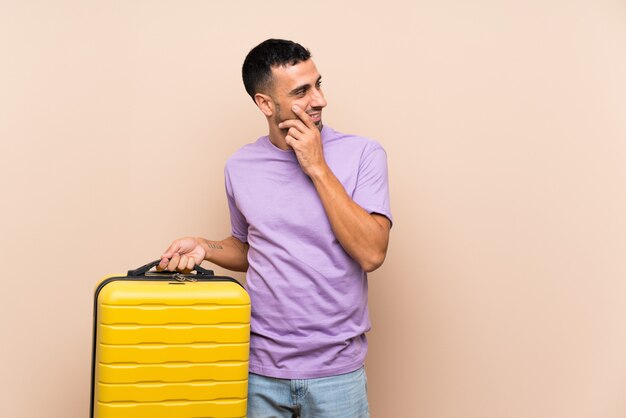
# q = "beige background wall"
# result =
<box><xmin>1</xmin><ymin>1</ymin><xmax>626</xmax><ymax>417</ymax></box>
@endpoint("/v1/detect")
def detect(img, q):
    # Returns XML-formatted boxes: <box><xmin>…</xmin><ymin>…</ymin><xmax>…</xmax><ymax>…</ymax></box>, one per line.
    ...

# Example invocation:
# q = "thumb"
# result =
<box><xmin>161</xmin><ymin>241</ymin><xmax>182</xmax><ymax>259</ymax></box>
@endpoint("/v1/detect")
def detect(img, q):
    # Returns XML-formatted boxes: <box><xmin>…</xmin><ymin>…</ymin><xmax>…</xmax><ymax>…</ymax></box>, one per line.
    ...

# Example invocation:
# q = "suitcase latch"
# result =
<box><xmin>172</xmin><ymin>273</ymin><xmax>197</xmax><ymax>282</ymax></box>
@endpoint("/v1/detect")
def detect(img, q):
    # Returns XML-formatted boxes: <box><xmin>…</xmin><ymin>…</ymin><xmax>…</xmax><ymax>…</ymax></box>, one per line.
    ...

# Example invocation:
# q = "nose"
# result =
<box><xmin>310</xmin><ymin>88</ymin><xmax>327</xmax><ymax>109</ymax></box>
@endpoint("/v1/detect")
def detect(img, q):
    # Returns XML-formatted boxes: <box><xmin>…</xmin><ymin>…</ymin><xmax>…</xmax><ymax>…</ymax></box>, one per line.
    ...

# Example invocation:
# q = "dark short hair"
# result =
<box><xmin>242</xmin><ymin>39</ymin><xmax>311</xmax><ymax>100</ymax></box>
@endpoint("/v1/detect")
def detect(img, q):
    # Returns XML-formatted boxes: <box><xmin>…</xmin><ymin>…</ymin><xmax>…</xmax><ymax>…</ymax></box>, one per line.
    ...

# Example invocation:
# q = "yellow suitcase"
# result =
<box><xmin>90</xmin><ymin>261</ymin><xmax>250</xmax><ymax>418</ymax></box>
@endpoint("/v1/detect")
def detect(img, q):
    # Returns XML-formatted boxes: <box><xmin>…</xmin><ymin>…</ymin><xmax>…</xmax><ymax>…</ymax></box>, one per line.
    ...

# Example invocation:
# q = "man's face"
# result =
<box><xmin>268</xmin><ymin>59</ymin><xmax>327</xmax><ymax>131</ymax></box>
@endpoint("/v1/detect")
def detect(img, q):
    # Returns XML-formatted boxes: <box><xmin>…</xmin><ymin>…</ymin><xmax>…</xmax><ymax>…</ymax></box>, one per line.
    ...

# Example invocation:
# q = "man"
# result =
<box><xmin>158</xmin><ymin>39</ymin><xmax>392</xmax><ymax>418</ymax></box>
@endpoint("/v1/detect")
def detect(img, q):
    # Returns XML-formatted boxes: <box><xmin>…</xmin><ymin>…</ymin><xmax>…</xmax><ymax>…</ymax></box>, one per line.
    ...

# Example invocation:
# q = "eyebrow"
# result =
<box><xmin>288</xmin><ymin>75</ymin><xmax>322</xmax><ymax>96</ymax></box>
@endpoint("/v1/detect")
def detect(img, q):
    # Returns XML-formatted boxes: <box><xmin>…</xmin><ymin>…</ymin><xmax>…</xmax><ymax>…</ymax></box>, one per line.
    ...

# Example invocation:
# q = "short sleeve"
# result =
<box><xmin>224</xmin><ymin>167</ymin><xmax>249</xmax><ymax>243</ymax></box>
<box><xmin>352</xmin><ymin>143</ymin><xmax>393</xmax><ymax>226</ymax></box>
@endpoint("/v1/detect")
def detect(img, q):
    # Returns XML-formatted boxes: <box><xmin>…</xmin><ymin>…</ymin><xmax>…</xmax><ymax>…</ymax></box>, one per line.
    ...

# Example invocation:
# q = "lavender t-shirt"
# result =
<box><xmin>224</xmin><ymin>126</ymin><xmax>392</xmax><ymax>379</ymax></box>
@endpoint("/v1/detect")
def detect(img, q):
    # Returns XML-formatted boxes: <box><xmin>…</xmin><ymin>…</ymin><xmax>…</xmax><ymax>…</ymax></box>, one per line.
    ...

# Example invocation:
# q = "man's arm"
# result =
<box><xmin>157</xmin><ymin>235</ymin><xmax>249</xmax><ymax>273</ymax></box>
<box><xmin>279</xmin><ymin>105</ymin><xmax>391</xmax><ymax>272</ymax></box>
<box><xmin>309</xmin><ymin>172</ymin><xmax>390</xmax><ymax>272</ymax></box>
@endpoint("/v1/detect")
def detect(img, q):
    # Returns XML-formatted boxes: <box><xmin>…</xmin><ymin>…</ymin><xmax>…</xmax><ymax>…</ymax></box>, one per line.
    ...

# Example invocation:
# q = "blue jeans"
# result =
<box><xmin>247</xmin><ymin>367</ymin><xmax>370</xmax><ymax>418</ymax></box>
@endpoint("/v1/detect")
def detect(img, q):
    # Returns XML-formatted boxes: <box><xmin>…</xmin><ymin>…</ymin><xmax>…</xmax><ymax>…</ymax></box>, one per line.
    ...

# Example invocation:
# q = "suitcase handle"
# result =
<box><xmin>127</xmin><ymin>259</ymin><xmax>215</xmax><ymax>277</ymax></box>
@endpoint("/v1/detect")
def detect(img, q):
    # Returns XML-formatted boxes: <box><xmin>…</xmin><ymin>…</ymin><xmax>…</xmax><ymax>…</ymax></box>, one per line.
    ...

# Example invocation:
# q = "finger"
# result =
<box><xmin>285</xmin><ymin>134</ymin><xmax>298</xmax><ymax>148</ymax></box>
<box><xmin>291</xmin><ymin>104</ymin><xmax>315</xmax><ymax>129</ymax></box>
<box><xmin>186</xmin><ymin>256</ymin><xmax>195</xmax><ymax>272</ymax></box>
<box><xmin>167</xmin><ymin>253</ymin><xmax>180</xmax><ymax>271</ymax></box>
<box><xmin>178</xmin><ymin>255</ymin><xmax>188</xmax><ymax>272</ymax></box>
<box><xmin>288</xmin><ymin>126</ymin><xmax>305</xmax><ymax>141</ymax></box>
<box><xmin>162</xmin><ymin>241</ymin><xmax>181</xmax><ymax>259</ymax></box>
<box><xmin>157</xmin><ymin>256</ymin><xmax>170</xmax><ymax>271</ymax></box>
<box><xmin>278</xmin><ymin>118</ymin><xmax>307</xmax><ymax>133</ymax></box>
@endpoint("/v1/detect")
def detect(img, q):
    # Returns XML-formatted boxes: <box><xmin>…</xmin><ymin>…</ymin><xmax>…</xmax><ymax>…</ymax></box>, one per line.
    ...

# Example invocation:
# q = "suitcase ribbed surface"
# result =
<box><xmin>93</xmin><ymin>279</ymin><xmax>250</xmax><ymax>418</ymax></box>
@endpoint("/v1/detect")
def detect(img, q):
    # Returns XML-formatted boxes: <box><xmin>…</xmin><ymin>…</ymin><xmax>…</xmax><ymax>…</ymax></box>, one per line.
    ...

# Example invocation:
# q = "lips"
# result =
<box><xmin>307</xmin><ymin>112</ymin><xmax>321</xmax><ymax>122</ymax></box>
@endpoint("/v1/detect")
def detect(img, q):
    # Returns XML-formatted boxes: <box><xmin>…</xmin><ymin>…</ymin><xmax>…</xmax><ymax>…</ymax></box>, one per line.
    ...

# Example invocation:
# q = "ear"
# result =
<box><xmin>254</xmin><ymin>93</ymin><xmax>274</xmax><ymax>117</ymax></box>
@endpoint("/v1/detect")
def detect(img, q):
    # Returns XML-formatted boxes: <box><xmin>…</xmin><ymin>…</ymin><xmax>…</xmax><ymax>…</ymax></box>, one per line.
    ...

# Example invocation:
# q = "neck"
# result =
<box><xmin>268</xmin><ymin>123</ymin><xmax>290</xmax><ymax>150</ymax></box>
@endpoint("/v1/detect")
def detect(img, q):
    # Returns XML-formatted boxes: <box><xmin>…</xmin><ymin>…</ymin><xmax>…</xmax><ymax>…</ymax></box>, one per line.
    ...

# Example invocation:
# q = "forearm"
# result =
<box><xmin>310</xmin><ymin>166</ymin><xmax>390</xmax><ymax>272</ymax></box>
<box><xmin>199</xmin><ymin>236</ymin><xmax>249</xmax><ymax>272</ymax></box>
